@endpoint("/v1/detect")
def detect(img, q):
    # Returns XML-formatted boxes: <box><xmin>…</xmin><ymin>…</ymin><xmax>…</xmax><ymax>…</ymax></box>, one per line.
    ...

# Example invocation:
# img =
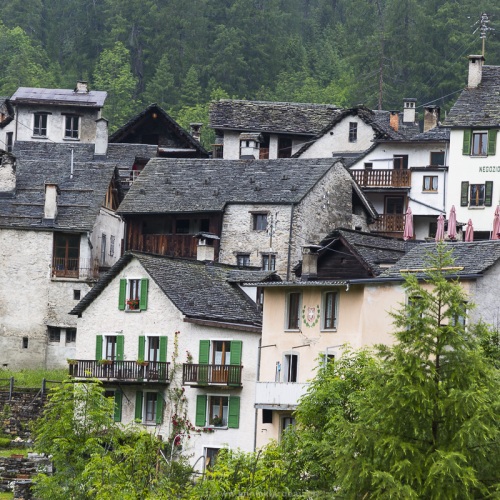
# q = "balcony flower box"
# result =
<box><xmin>98</xmin><ymin>359</ymin><xmax>113</xmax><ymax>366</ymax></box>
<box><xmin>136</xmin><ymin>360</ymin><xmax>149</xmax><ymax>367</ymax></box>
<box><xmin>127</xmin><ymin>299</ymin><xmax>140</xmax><ymax>310</ymax></box>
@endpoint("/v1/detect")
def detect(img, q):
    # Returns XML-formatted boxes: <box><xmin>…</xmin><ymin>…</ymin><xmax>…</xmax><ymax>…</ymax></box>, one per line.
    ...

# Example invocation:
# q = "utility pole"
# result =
<box><xmin>475</xmin><ymin>13</ymin><xmax>494</xmax><ymax>57</ymax></box>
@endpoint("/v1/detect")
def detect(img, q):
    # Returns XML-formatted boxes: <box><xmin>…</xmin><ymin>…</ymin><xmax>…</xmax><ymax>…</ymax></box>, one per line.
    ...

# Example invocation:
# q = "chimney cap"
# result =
<box><xmin>74</xmin><ymin>81</ymin><xmax>89</xmax><ymax>93</ymax></box>
<box><xmin>468</xmin><ymin>54</ymin><xmax>485</xmax><ymax>61</ymax></box>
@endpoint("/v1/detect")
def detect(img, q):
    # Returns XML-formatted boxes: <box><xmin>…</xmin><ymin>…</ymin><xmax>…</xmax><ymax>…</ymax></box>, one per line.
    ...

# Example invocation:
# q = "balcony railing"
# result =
<box><xmin>371</xmin><ymin>214</ymin><xmax>405</xmax><ymax>233</ymax></box>
<box><xmin>182</xmin><ymin>364</ymin><xmax>242</xmax><ymax>386</ymax></box>
<box><xmin>69</xmin><ymin>360</ymin><xmax>170</xmax><ymax>383</ymax></box>
<box><xmin>52</xmin><ymin>258</ymin><xmax>101</xmax><ymax>280</ymax></box>
<box><xmin>255</xmin><ymin>382</ymin><xmax>309</xmax><ymax>409</ymax></box>
<box><xmin>351</xmin><ymin>169</ymin><xmax>411</xmax><ymax>188</ymax></box>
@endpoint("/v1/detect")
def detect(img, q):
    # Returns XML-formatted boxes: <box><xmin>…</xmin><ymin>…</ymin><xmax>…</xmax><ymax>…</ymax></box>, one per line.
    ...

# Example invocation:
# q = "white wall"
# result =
<box><xmin>90</xmin><ymin>208</ymin><xmax>125</xmax><ymax>269</ymax></box>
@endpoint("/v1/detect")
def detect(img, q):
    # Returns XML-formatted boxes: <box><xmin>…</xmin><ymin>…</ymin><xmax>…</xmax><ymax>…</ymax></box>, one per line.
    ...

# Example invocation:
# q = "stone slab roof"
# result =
<box><xmin>444</xmin><ymin>66</ymin><xmax>500</xmax><ymax>127</ymax></box>
<box><xmin>71</xmin><ymin>252</ymin><xmax>263</xmax><ymax>328</ymax></box>
<box><xmin>209</xmin><ymin>100</ymin><xmax>342</xmax><ymax>135</ymax></box>
<box><xmin>380</xmin><ymin>240</ymin><xmax>500</xmax><ymax>278</ymax></box>
<box><xmin>10</xmin><ymin>87</ymin><xmax>107</xmax><ymax>108</ymax></box>
<box><xmin>408</xmin><ymin>127</ymin><xmax>450</xmax><ymax>142</ymax></box>
<box><xmin>117</xmin><ymin>157</ymin><xmax>346</xmax><ymax>214</ymax></box>
<box><xmin>0</xmin><ymin>143</ymin><xmax>123</xmax><ymax>231</ymax></box>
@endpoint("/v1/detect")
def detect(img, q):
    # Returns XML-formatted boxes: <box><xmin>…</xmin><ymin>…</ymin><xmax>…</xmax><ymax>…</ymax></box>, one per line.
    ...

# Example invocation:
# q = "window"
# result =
<box><xmin>48</xmin><ymin>326</ymin><xmax>61</xmax><ymax>343</ymax></box>
<box><xmin>195</xmin><ymin>394</ymin><xmax>240</xmax><ymax>428</ymax></box>
<box><xmin>322</xmin><ymin>291</ymin><xmax>338</xmax><ymax>330</ymax></box>
<box><xmin>278</xmin><ymin>136</ymin><xmax>292</xmax><ymax>158</ymax></box>
<box><xmin>283</xmin><ymin>353</ymin><xmax>298</xmax><ymax>382</ymax></box>
<box><xmin>196</xmin><ymin>340</ymin><xmax>242</xmax><ymax>384</ymax></box>
<box><xmin>470</xmin><ymin>184</ymin><xmax>485</xmax><ymax>206</ymax></box>
<box><xmin>64</xmin><ymin>115</ymin><xmax>79</xmax><ymax>139</ymax></box>
<box><xmin>138</xmin><ymin>336</ymin><xmax>167</xmax><ymax>364</ymax></box>
<box><xmin>135</xmin><ymin>391</ymin><xmax>163</xmax><ymax>424</ymax></box>
<box><xmin>461</xmin><ymin>181</ymin><xmax>493</xmax><ymax>207</ymax></box>
<box><xmin>118</xmin><ymin>278</ymin><xmax>149</xmax><ymax>311</ymax></box>
<box><xmin>53</xmin><ymin>233</ymin><xmax>80</xmax><ymax>278</ymax></box>
<box><xmin>430</xmin><ymin>151</ymin><xmax>445</xmax><ymax>166</ymax></box>
<box><xmin>101</xmin><ymin>234</ymin><xmax>107</xmax><ymax>265</ymax></box>
<box><xmin>73</xmin><ymin>289</ymin><xmax>81</xmax><ymax>300</ymax></box>
<box><xmin>106</xmin><ymin>336</ymin><xmax>117</xmax><ymax>360</ymax></box>
<box><xmin>33</xmin><ymin>113</ymin><xmax>47</xmax><ymax>136</ymax></box>
<box><xmin>66</xmin><ymin>328</ymin><xmax>76</xmax><ymax>344</ymax></box>
<box><xmin>95</xmin><ymin>334</ymin><xmax>124</xmax><ymax>361</ymax></box>
<box><xmin>22</xmin><ymin>337</ymin><xmax>28</xmax><ymax>349</ymax></box>
<box><xmin>105</xmin><ymin>390</ymin><xmax>123</xmax><ymax>422</ymax></box>
<box><xmin>205</xmin><ymin>448</ymin><xmax>220</xmax><ymax>470</ymax></box>
<box><xmin>110</xmin><ymin>235</ymin><xmax>115</xmax><ymax>257</ymax></box>
<box><xmin>252</xmin><ymin>213</ymin><xmax>268</xmax><ymax>231</ymax></box>
<box><xmin>453</xmin><ymin>304</ymin><xmax>467</xmax><ymax>328</ymax></box>
<box><xmin>364</xmin><ymin>162</ymin><xmax>373</xmax><ymax>169</ymax></box>
<box><xmin>393</xmin><ymin>154</ymin><xmax>409</xmax><ymax>169</ymax></box>
<box><xmin>262</xmin><ymin>253</ymin><xmax>276</xmax><ymax>271</ymax></box>
<box><xmin>282</xmin><ymin>417</ymin><xmax>296</xmax><ymax>434</ymax></box>
<box><xmin>286</xmin><ymin>292</ymin><xmax>301</xmax><ymax>330</ymax></box>
<box><xmin>348</xmin><ymin>122</ymin><xmax>357</xmax><ymax>142</ymax></box>
<box><xmin>236</xmin><ymin>253</ymin><xmax>250</xmax><ymax>267</ymax></box>
<box><xmin>175</xmin><ymin>219</ymin><xmax>190</xmax><ymax>234</ymax></box>
<box><xmin>6</xmin><ymin>132</ymin><xmax>13</xmax><ymax>153</ymax></box>
<box><xmin>423</xmin><ymin>176</ymin><xmax>438</xmax><ymax>192</ymax></box>
<box><xmin>463</xmin><ymin>129</ymin><xmax>497</xmax><ymax>156</ymax></box>
<box><xmin>262</xmin><ymin>409</ymin><xmax>273</xmax><ymax>424</ymax></box>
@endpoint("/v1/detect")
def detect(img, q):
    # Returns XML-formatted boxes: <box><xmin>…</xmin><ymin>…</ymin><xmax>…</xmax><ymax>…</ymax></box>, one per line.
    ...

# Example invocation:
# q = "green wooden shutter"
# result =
<box><xmin>195</xmin><ymin>394</ymin><xmax>207</xmax><ymax>426</ymax></box>
<box><xmin>229</xmin><ymin>341</ymin><xmax>242</xmax><ymax>365</ymax></box>
<box><xmin>485</xmin><ymin>181</ymin><xmax>494</xmax><ymax>206</ymax></box>
<box><xmin>116</xmin><ymin>335</ymin><xmax>124</xmax><ymax>361</ymax></box>
<box><xmin>228</xmin><ymin>396</ymin><xmax>240</xmax><ymax>428</ymax></box>
<box><xmin>488</xmin><ymin>130</ymin><xmax>497</xmax><ymax>155</ymax></box>
<box><xmin>135</xmin><ymin>391</ymin><xmax>143</xmax><ymax>421</ymax></box>
<box><xmin>159</xmin><ymin>336</ymin><xmax>167</xmax><ymax>362</ymax></box>
<box><xmin>118</xmin><ymin>279</ymin><xmax>126</xmax><ymax>310</ymax></box>
<box><xmin>114</xmin><ymin>391</ymin><xmax>122</xmax><ymax>422</ymax></box>
<box><xmin>199</xmin><ymin>340</ymin><xmax>210</xmax><ymax>364</ymax></box>
<box><xmin>138</xmin><ymin>336</ymin><xmax>146</xmax><ymax>360</ymax></box>
<box><xmin>139</xmin><ymin>279</ymin><xmax>149</xmax><ymax>310</ymax></box>
<box><xmin>461</xmin><ymin>181</ymin><xmax>470</xmax><ymax>207</ymax></box>
<box><xmin>462</xmin><ymin>129</ymin><xmax>471</xmax><ymax>155</ymax></box>
<box><xmin>155</xmin><ymin>393</ymin><xmax>164</xmax><ymax>424</ymax></box>
<box><xmin>95</xmin><ymin>335</ymin><xmax>103</xmax><ymax>360</ymax></box>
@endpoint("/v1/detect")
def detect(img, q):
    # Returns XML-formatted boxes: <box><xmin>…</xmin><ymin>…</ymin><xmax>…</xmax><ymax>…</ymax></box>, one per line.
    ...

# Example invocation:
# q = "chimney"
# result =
<box><xmin>423</xmin><ymin>106</ymin><xmax>440</xmax><ymax>132</ymax></box>
<box><xmin>301</xmin><ymin>245</ymin><xmax>321</xmax><ymax>280</ymax></box>
<box><xmin>0</xmin><ymin>152</ymin><xmax>16</xmax><ymax>196</ymax></box>
<box><xmin>468</xmin><ymin>55</ymin><xmax>485</xmax><ymax>88</ymax></box>
<box><xmin>75</xmin><ymin>81</ymin><xmax>89</xmax><ymax>93</ymax></box>
<box><xmin>44</xmin><ymin>183</ymin><xmax>59</xmax><ymax>221</ymax></box>
<box><xmin>94</xmin><ymin>117</ymin><xmax>108</xmax><ymax>159</ymax></box>
<box><xmin>195</xmin><ymin>233</ymin><xmax>219</xmax><ymax>262</ymax></box>
<box><xmin>389</xmin><ymin>111</ymin><xmax>399</xmax><ymax>132</ymax></box>
<box><xmin>403</xmin><ymin>98</ymin><xmax>416</xmax><ymax>123</ymax></box>
<box><xmin>190</xmin><ymin>123</ymin><xmax>203</xmax><ymax>142</ymax></box>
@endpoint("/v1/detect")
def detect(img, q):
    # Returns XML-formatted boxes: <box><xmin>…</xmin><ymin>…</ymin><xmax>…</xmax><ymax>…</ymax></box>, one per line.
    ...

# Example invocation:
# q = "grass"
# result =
<box><xmin>0</xmin><ymin>493</ymin><xmax>13</xmax><ymax>499</ymax></box>
<box><xmin>0</xmin><ymin>369</ymin><xmax>67</xmax><ymax>389</ymax></box>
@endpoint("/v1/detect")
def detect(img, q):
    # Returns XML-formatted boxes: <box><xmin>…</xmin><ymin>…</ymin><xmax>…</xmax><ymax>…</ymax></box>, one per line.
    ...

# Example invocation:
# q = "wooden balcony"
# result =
<box><xmin>127</xmin><ymin>233</ymin><xmax>202</xmax><ymax>259</ymax></box>
<box><xmin>259</xmin><ymin>148</ymin><xmax>269</xmax><ymax>159</ymax></box>
<box><xmin>371</xmin><ymin>214</ymin><xmax>405</xmax><ymax>234</ymax></box>
<box><xmin>68</xmin><ymin>360</ymin><xmax>170</xmax><ymax>384</ymax></box>
<box><xmin>182</xmin><ymin>364</ymin><xmax>242</xmax><ymax>387</ymax></box>
<box><xmin>351</xmin><ymin>169</ymin><xmax>411</xmax><ymax>188</ymax></box>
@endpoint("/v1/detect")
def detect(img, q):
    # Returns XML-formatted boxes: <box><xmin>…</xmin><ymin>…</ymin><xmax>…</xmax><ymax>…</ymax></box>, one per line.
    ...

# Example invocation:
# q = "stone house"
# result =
<box><xmin>254</xmin><ymin>237</ymin><xmax>500</xmax><ymax>447</ymax></box>
<box><xmin>444</xmin><ymin>55</ymin><xmax>500</xmax><ymax>238</ymax></box>
<box><xmin>9</xmin><ymin>82</ymin><xmax>107</xmax><ymax>144</ymax></box>
<box><xmin>116</xmin><ymin>157</ymin><xmax>377</xmax><ymax>279</ymax></box>
<box><xmin>209</xmin><ymin>99</ymin><xmax>420</xmax><ymax>160</ymax></box>
<box><xmin>0</xmin><ymin>97</ymin><xmax>14</xmax><ymax>152</ymax></box>
<box><xmin>0</xmin><ymin>137</ymin><xmax>157</xmax><ymax>370</ymax></box>
<box><xmin>69</xmin><ymin>252</ymin><xmax>271</xmax><ymax>472</ymax></box>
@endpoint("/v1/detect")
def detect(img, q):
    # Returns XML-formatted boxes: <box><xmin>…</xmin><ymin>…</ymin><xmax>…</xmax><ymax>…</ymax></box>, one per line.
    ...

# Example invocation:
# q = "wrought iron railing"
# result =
<box><xmin>52</xmin><ymin>258</ymin><xmax>101</xmax><ymax>279</ymax></box>
<box><xmin>68</xmin><ymin>360</ymin><xmax>170</xmax><ymax>383</ymax></box>
<box><xmin>182</xmin><ymin>364</ymin><xmax>242</xmax><ymax>386</ymax></box>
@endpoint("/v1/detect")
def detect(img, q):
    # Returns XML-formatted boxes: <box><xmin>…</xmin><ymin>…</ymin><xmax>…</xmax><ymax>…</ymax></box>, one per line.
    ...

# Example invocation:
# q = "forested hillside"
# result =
<box><xmin>1</xmin><ymin>0</ymin><xmax>499</xmax><ymax>137</ymax></box>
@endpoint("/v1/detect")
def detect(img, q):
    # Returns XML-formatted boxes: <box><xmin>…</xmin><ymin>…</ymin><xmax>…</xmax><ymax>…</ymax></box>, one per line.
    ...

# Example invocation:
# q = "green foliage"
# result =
<box><xmin>0</xmin><ymin>368</ymin><xmax>67</xmax><ymax>388</ymax></box>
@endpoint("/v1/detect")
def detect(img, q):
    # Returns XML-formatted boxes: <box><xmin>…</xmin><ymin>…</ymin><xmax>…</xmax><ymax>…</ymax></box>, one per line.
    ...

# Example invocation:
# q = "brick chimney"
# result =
<box><xmin>190</xmin><ymin>123</ymin><xmax>203</xmax><ymax>142</ymax></box>
<box><xmin>403</xmin><ymin>98</ymin><xmax>417</xmax><ymax>123</ymax></box>
<box><xmin>0</xmin><ymin>152</ymin><xmax>16</xmax><ymax>196</ymax></box>
<box><xmin>423</xmin><ymin>106</ymin><xmax>440</xmax><ymax>132</ymax></box>
<box><xmin>94</xmin><ymin>117</ymin><xmax>108</xmax><ymax>159</ymax></box>
<box><xmin>44</xmin><ymin>183</ymin><xmax>59</xmax><ymax>221</ymax></box>
<box><xmin>389</xmin><ymin>111</ymin><xmax>399</xmax><ymax>132</ymax></box>
<box><xmin>301</xmin><ymin>245</ymin><xmax>321</xmax><ymax>280</ymax></box>
<box><xmin>75</xmin><ymin>81</ymin><xmax>89</xmax><ymax>93</ymax></box>
<box><xmin>468</xmin><ymin>55</ymin><xmax>485</xmax><ymax>88</ymax></box>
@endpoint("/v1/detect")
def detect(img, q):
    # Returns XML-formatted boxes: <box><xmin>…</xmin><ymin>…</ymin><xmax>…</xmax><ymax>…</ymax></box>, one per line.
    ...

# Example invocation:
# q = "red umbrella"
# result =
<box><xmin>492</xmin><ymin>206</ymin><xmax>500</xmax><ymax>240</ymax></box>
<box><xmin>447</xmin><ymin>205</ymin><xmax>457</xmax><ymax>240</ymax></box>
<box><xmin>435</xmin><ymin>214</ymin><xmax>445</xmax><ymax>242</ymax></box>
<box><xmin>403</xmin><ymin>207</ymin><xmax>413</xmax><ymax>241</ymax></box>
<box><xmin>465</xmin><ymin>219</ymin><xmax>474</xmax><ymax>242</ymax></box>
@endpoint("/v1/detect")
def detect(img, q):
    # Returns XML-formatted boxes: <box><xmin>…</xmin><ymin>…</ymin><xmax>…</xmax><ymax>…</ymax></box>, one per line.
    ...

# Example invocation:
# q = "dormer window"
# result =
<box><xmin>64</xmin><ymin>115</ymin><xmax>79</xmax><ymax>139</ymax></box>
<box><xmin>33</xmin><ymin>113</ymin><xmax>48</xmax><ymax>136</ymax></box>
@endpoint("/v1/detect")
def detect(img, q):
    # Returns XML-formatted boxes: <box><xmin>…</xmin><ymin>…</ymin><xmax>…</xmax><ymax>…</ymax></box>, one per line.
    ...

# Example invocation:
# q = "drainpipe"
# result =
<box><xmin>286</xmin><ymin>204</ymin><xmax>295</xmax><ymax>281</ymax></box>
<box><xmin>253</xmin><ymin>337</ymin><xmax>261</xmax><ymax>452</ymax></box>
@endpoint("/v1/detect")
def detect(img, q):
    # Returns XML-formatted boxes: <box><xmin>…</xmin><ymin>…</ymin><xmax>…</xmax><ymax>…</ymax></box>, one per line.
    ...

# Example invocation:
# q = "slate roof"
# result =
<box><xmin>117</xmin><ymin>157</ymin><xmax>348</xmax><ymax>214</ymax></box>
<box><xmin>10</xmin><ymin>87</ymin><xmax>107</xmax><ymax>108</ymax></box>
<box><xmin>408</xmin><ymin>126</ymin><xmax>450</xmax><ymax>142</ymax></box>
<box><xmin>380</xmin><ymin>240</ymin><xmax>500</xmax><ymax>278</ymax></box>
<box><xmin>70</xmin><ymin>252</ymin><xmax>264</xmax><ymax>328</ymax></box>
<box><xmin>209</xmin><ymin>100</ymin><xmax>342</xmax><ymax>135</ymax></box>
<box><xmin>109</xmin><ymin>103</ymin><xmax>209</xmax><ymax>157</ymax></box>
<box><xmin>0</xmin><ymin>143</ymin><xmax>121</xmax><ymax>231</ymax></box>
<box><xmin>444</xmin><ymin>66</ymin><xmax>500</xmax><ymax>127</ymax></box>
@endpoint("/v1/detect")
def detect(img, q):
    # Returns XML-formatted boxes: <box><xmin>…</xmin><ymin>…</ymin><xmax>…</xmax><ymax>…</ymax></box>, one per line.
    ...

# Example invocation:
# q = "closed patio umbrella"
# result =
<box><xmin>435</xmin><ymin>214</ymin><xmax>445</xmax><ymax>242</ymax></box>
<box><xmin>465</xmin><ymin>219</ymin><xmax>474</xmax><ymax>242</ymax></box>
<box><xmin>492</xmin><ymin>206</ymin><xmax>500</xmax><ymax>240</ymax></box>
<box><xmin>403</xmin><ymin>207</ymin><xmax>413</xmax><ymax>241</ymax></box>
<box><xmin>448</xmin><ymin>205</ymin><xmax>457</xmax><ymax>240</ymax></box>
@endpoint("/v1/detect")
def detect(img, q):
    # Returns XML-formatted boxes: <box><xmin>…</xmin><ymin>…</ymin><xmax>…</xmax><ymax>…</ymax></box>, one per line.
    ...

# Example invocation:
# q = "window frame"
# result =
<box><xmin>33</xmin><ymin>113</ymin><xmax>48</xmax><ymax>137</ymax></box>
<box><xmin>470</xmin><ymin>184</ymin><xmax>486</xmax><ymax>207</ymax></box>
<box><xmin>236</xmin><ymin>253</ymin><xmax>250</xmax><ymax>267</ymax></box>
<box><xmin>430</xmin><ymin>151</ymin><xmax>445</xmax><ymax>166</ymax></box>
<box><xmin>66</xmin><ymin>328</ymin><xmax>77</xmax><ymax>344</ymax></box>
<box><xmin>208</xmin><ymin>394</ymin><xmax>229</xmax><ymax>427</ymax></box>
<box><xmin>119</xmin><ymin>278</ymin><xmax>149</xmax><ymax>311</ymax></box>
<box><xmin>283</xmin><ymin>352</ymin><xmax>298</xmax><ymax>382</ymax></box>
<box><xmin>348</xmin><ymin>122</ymin><xmax>358</xmax><ymax>143</ymax></box>
<box><xmin>64</xmin><ymin>115</ymin><xmax>80</xmax><ymax>140</ymax></box>
<box><xmin>252</xmin><ymin>213</ymin><xmax>268</xmax><ymax>231</ymax></box>
<box><xmin>286</xmin><ymin>292</ymin><xmax>301</xmax><ymax>330</ymax></box>
<box><xmin>422</xmin><ymin>175</ymin><xmax>438</xmax><ymax>192</ymax></box>
<box><xmin>47</xmin><ymin>326</ymin><xmax>61</xmax><ymax>344</ymax></box>
<box><xmin>321</xmin><ymin>291</ymin><xmax>338</xmax><ymax>331</ymax></box>
<box><xmin>52</xmin><ymin>233</ymin><xmax>80</xmax><ymax>278</ymax></box>
<box><xmin>261</xmin><ymin>253</ymin><xmax>276</xmax><ymax>271</ymax></box>
<box><xmin>144</xmin><ymin>392</ymin><xmax>159</xmax><ymax>424</ymax></box>
<box><xmin>471</xmin><ymin>131</ymin><xmax>488</xmax><ymax>156</ymax></box>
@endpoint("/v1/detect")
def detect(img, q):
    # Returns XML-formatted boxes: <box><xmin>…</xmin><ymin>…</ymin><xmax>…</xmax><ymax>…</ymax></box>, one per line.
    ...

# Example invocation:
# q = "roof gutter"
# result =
<box><xmin>183</xmin><ymin>317</ymin><xmax>261</xmax><ymax>333</ymax></box>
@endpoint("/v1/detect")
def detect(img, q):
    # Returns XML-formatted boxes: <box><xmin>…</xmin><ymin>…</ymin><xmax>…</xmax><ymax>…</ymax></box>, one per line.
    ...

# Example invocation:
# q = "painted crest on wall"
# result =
<box><xmin>302</xmin><ymin>305</ymin><xmax>320</xmax><ymax>328</ymax></box>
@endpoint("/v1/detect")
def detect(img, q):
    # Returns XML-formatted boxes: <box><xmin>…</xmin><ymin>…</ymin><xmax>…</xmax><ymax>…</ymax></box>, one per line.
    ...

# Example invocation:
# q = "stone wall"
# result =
<box><xmin>0</xmin><ymin>390</ymin><xmax>47</xmax><ymax>439</ymax></box>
